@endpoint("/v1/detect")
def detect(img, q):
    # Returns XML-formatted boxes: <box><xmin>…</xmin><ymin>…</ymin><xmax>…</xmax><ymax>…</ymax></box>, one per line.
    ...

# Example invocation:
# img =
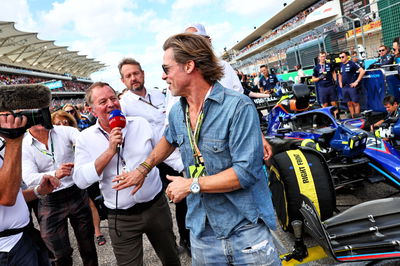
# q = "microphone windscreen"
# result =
<box><xmin>109</xmin><ymin>109</ymin><xmax>126</xmax><ymax>129</ymax></box>
<box><xmin>0</xmin><ymin>84</ymin><xmax>51</xmax><ymax>111</ymax></box>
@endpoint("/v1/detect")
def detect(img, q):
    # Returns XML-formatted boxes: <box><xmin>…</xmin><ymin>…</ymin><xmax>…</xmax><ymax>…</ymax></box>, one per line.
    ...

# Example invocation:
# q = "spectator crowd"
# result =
<box><xmin>0</xmin><ymin>72</ymin><xmax>91</xmax><ymax>112</ymax></box>
<box><xmin>237</xmin><ymin>0</ymin><xmax>331</xmax><ymax>57</ymax></box>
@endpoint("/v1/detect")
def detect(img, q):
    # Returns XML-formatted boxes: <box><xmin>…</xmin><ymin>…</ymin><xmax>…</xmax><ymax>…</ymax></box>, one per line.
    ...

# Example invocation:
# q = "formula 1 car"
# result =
<box><xmin>260</xmin><ymin>84</ymin><xmax>400</xmax><ymax>263</ymax></box>
<box><xmin>266</xmin><ymin>85</ymin><xmax>399</xmax><ymax>186</ymax></box>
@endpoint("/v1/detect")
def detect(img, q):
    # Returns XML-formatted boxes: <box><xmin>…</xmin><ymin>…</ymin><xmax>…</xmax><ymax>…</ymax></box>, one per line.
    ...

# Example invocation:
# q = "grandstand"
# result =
<box><xmin>0</xmin><ymin>21</ymin><xmax>106</xmax><ymax>110</ymax></box>
<box><xmin>225</xmin><ymin>0</ymin><xmax>398</xmax><ymax>77</ymax></box>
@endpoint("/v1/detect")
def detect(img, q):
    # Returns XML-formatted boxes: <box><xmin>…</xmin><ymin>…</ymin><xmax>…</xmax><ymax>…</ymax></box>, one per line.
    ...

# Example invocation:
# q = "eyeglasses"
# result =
<box><xmin>378</xmin><ymin>49</ymin><xmax>386</xmax><ymax>52</ymax></box>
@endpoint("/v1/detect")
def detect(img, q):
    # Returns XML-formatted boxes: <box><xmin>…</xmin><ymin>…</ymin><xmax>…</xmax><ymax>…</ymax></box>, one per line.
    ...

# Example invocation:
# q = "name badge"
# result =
<box><xmin>188</xmin><ymin>164</ymin><xmax>206</xmax><ymax>178</ymax></box>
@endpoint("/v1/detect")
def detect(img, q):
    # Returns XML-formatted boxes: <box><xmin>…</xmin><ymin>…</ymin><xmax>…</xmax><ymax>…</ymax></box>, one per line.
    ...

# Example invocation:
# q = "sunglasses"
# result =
<box><xmin>161</xmin><ymin>64</ymin><xmax>169</xmax><ymax>75</ymax></box>
<box><xmin>65</xmin><ymin>110</ymin><xmax>75</xmax><ymax>114</ymax></box>
<box><xmin>378</xmin><ymin>49</ymin><xmax>386</xmax><ymax>52</ymax></box>
<box><xmin>339</xmin><ymin>56</ymin><xmax>346</xmax><ymax>59</ymax></box>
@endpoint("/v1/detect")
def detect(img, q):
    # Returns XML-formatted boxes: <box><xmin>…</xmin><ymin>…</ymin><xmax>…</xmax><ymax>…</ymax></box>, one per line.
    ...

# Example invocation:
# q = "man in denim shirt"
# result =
<box><xmin>113</xmin><ymin>33</ymin><xmax>280</xmax><ymax>265</ymax></box>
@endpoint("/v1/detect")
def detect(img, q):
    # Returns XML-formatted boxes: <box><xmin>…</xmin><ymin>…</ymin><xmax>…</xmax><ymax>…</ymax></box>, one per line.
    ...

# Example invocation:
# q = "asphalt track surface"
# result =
<box><xmin>67</xmin><ymin>181</ymin><xmax>400</xmax><ymax>266</ymax></box>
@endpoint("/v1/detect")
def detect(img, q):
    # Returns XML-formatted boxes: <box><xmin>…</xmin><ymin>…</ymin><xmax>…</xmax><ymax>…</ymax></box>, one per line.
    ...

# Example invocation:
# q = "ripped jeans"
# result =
<box><xmin>191</xmin><ymin>221</ymin><xmax>281</xmax><ymax>266</ymax></box>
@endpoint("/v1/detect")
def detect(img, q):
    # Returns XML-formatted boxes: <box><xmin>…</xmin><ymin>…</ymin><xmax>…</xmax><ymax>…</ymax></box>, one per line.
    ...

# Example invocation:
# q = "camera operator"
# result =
<box><xmin>0</xmin><ymin>114</ymin><xmax>46</xmax><ymax>266</ymax></box>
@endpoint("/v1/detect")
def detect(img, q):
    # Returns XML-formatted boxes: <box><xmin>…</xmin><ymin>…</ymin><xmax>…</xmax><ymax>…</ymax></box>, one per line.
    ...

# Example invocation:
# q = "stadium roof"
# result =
<box><xmin>0</xmin><ymin>21</ymin><xmax>105</xmax><ymax>78</ymax></box>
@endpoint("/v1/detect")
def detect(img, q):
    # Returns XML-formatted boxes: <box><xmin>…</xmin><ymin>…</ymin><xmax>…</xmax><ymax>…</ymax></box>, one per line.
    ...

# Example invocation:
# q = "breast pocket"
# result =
<box><xmin>202</xmin><ymin>138</ymin><xmax>231</xmax><ymax>172</ymax></box>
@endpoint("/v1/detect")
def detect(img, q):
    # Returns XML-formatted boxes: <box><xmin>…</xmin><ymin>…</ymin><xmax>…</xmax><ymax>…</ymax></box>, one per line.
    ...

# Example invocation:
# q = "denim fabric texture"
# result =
<box><xmin>190</xmin><ymin>221</ymin><xmax>280</xmax><ymax>266</ymax></box>
<box><xmin>164</xmin><ymin>82</ymin><xmax>276</xmax><ymax>238</ymax></box>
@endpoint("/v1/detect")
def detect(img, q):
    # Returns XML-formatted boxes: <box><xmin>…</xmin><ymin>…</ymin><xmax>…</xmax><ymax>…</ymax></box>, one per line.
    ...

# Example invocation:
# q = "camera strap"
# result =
<box><xmin>0</xmin><ymin>127</ymin><xmax>27</xmax><ymax>139</ymax></box>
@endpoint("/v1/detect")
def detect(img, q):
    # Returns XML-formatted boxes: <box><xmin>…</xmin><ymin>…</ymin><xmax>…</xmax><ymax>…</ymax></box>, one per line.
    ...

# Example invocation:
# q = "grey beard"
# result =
<box><xmin>131</xmin><ymin>84</ymin><xmax>145</xmax><ymax>92</ymax></box>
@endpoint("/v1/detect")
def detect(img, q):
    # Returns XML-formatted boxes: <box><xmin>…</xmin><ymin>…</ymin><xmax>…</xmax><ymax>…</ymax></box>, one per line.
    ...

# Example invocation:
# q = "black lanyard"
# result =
<box><xmin>139</xmin><ymin>95</ymin><xmax>159</xmax><ymax>109</ymax></box>
<box><xmin>98</xmin><ymin>128</ymin><xmax>127</xmax><ymax>168</ymax></box>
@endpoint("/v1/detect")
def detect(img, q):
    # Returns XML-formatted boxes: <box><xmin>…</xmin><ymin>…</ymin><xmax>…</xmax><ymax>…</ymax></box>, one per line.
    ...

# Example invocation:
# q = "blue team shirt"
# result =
<box><xmin>313</xmin><ymin>63</ymin><xmax>334</xmax><ymax>87</ymax></box>
<box><xmin>376</xmin><ymin>54</ymin><xmax>394</xmax><ymax>66</ymax></box>
<box><xmin>259</xmin><ymin>74</ymin><xmax>278</xmax><ymax>91</ymax></box>
<box><xmin>340</xmin><ymin>60</ymin><xmax>361</xmax><ymax>86</ymax></box>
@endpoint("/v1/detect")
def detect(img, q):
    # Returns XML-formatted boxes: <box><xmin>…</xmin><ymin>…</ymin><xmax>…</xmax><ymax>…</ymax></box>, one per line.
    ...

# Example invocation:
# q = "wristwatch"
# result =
<box><xmin>33</xmin><ymin>185</ymin><xmax>46</xmax><ymax>199</ymax></box>
<box><xmin>190</xmin><ymin>177</ymin><xmax>201</xmax><ymax>194</ymax></box>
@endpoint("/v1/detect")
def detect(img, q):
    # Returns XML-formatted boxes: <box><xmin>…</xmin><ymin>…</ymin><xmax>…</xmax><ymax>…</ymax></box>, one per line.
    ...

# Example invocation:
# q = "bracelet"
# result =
<box><xmin>140</xmin><ymin>161</ymin><xmax>153</xmax><ymax>172</ymax></box>
<box><xmin>136</xmin><ymin>166</ymin><xmax>147</xmax><ymax>176</ymax></box>
<box><xmin>33</xmin><ymin>185</ymin><xmax>45</xmax><ymax>199</ymax></box>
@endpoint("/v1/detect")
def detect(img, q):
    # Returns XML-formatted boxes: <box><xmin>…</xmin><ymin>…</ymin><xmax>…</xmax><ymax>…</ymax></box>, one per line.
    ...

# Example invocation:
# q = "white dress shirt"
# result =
<box><xmin>120</xmin><ymin>88</ymin><xmax>166</xmax><ymax>141</ymax></box>
<box><xmin>22</xmin><ymin>125</ymin><xmax>79</xmax><ymax>192</ymax></box>
<box><xmin>120</xmin><ymin>88</ymin><xmax>184</xmax><ymax>172</ymax></box>
<box><xmin>73</xmin><ymin>117</ymin><xmax>162</xmax><ymax>209</ymax></box>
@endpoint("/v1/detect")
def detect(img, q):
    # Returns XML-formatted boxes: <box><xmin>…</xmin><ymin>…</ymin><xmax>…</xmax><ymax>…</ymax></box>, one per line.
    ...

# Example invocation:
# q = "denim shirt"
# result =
<box><xmin>164</xmin><ymin>82</ymin><xmax>276</xmax><ymax>238</ymax></box>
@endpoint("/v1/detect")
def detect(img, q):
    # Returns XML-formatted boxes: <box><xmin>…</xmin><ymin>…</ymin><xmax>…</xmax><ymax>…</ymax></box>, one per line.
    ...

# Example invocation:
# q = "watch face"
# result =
<box><xmin>190</xmin><ymin>183</ymin><xmax>200</xmax><ymax>194</ymax></box>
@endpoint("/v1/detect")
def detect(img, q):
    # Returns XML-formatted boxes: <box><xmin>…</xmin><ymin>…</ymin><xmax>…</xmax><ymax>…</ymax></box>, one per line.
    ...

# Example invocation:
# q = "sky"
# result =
<box><xmin>1</xmin><ymin>0</ymin><xmax>292</xmax><ymax>91</ymax></box>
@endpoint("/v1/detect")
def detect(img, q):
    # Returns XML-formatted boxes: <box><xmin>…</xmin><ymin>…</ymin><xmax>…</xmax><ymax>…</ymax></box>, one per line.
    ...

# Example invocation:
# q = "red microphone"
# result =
<box><xmin>109</xmin><ymin>109</ymin><xmax>126</xmax><ymax>129</ymax></box>
<box><xmin>109</xmin><ymin>110</ymin><xmax>126</xmax><ymax>151</ymax></box>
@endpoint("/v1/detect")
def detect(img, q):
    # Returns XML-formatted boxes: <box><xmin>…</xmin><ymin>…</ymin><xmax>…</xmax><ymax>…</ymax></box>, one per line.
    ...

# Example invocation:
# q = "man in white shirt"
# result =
<box><xmin>118</xmin><ymin>58</ymin><xmax>183</xmax><ymax>171</ymax></box>
<box><xmin>73</xmin><ymin>82</ymin><xmax>180</xmax><ymax>266</ymax></box>
<box><xmin>22</xmin><ymin>124</ymin><xmax>98</xmax><ymax>266</ymax></box>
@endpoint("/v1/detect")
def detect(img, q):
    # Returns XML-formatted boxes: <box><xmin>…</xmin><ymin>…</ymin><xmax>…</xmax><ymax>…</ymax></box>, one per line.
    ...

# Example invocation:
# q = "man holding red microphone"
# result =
<box><xmin>73</xmin><ymin>82</ymin><xmax>180</xmax><ymax>266</ymax></box>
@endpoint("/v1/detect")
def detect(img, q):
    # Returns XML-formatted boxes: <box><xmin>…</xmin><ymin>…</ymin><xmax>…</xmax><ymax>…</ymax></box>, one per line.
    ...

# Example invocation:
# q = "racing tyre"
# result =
<box><xmin>268</xmin><ymin>148</ymin><xmax>336</xmax><ymax>232</ymax></box>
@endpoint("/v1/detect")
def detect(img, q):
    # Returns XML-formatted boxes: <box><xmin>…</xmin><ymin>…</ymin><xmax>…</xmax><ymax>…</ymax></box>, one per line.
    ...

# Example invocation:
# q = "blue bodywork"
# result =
<box><xmin>267</xmin><ymin>104</ymin><xmax>400</xmax><ymax>188</ymax></box>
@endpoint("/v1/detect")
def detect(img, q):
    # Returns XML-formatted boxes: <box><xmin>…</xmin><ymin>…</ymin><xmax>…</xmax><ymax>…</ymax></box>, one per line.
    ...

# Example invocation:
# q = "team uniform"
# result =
<box><xmin>340</xmin><ymin>61</ymin><xmax>361</xmax><ymax>103</ymax></box>
<box><xmin>259</xmin><ymin>74</ymin><xmax>279</xmax><ymax>92</ymax></box>
<box><xmin>313</xmin><ymin>63</ymin><xmax>337</xmax><ymax>104</ymax></box>
<box><xmin>376</xmin><ymin>54</ymin><xmax>394</xmax><ymax>66</ymax></box>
